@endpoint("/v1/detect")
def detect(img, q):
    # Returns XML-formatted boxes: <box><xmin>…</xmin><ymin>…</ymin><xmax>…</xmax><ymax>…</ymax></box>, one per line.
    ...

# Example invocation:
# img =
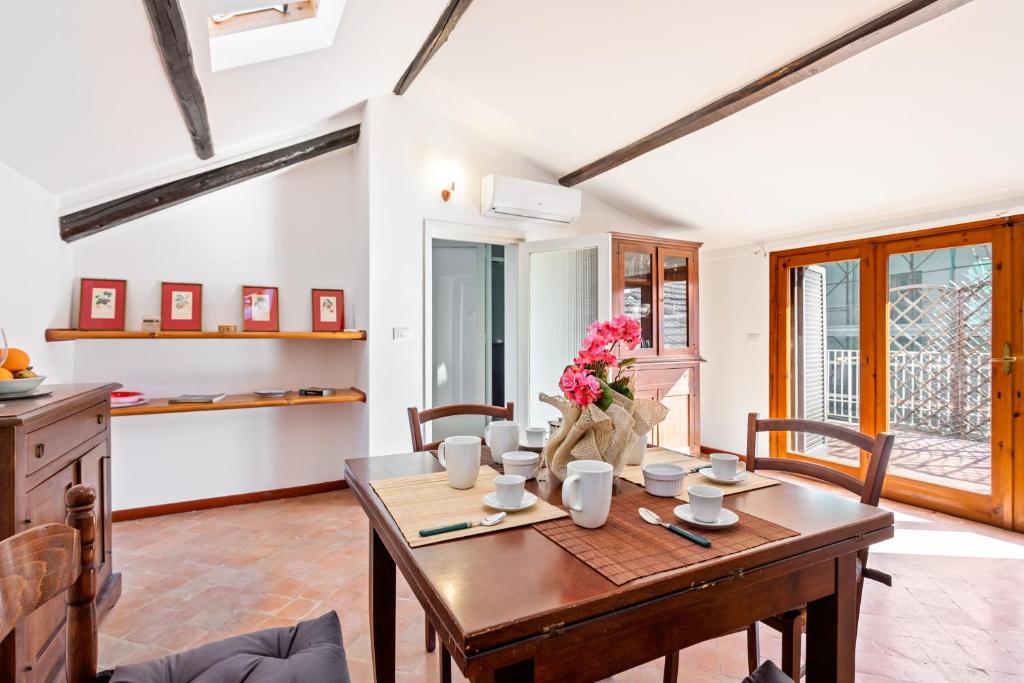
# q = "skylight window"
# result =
<box><xmin>207</xmin><ymin>0</ymin><xmax>346</xmax><ymax>72</ymax></box>
<box><xmin>208</xmin><ymin>1</ymin><xmax>319</xmax><ymax>38</ymax></box>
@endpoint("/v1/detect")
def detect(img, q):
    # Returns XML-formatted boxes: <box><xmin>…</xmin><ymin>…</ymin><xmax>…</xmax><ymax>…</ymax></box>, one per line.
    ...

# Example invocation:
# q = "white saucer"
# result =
<box><xmin>483</xmin><ymin>491</ymin><xmax>538</xmax><ymax>512</ymax></box>
<box><xmin>697</xmin><ymin>467</ymin><xmax>750</xmax><ymax>485</ymax></box>
<box><xmin>673</xmin><ymin>504</ymin><xmax>739</xmax><ymax>529</ymax></box>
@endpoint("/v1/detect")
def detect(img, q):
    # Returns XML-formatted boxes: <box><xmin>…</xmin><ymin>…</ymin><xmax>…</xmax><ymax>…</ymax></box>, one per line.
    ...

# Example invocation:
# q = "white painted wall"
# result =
<box><xmin>0</xmin><ymin>162</ymin><xmax>74</xmax><ymax>381</ymax></box>
<box><xmin>70</xmin><ymin>149</ymin><xmax>368</xmax><ymax>510</ymax></box>
<box><xmin>699</xmin><ymin>250</ymin><xmax>771</xmax><ymax>455</ymax></box>
<box><xmin>363</xmin><ymin>95</ymin><xmax>653</xmax><ymax>455</ymax></box>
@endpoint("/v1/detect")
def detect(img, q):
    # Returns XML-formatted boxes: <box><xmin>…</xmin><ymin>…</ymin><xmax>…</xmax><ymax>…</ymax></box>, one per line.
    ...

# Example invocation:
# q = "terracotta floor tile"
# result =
<box><xmin>98</xmin><ymin>489</ymin><xmax>1024</xmax><ymax>681</ymax></box>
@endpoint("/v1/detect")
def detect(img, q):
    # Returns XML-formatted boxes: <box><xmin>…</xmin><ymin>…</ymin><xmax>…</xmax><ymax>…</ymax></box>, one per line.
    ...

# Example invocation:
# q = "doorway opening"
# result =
<box><xmin>429</xmin><ymin>238</ymin><xmax>515</xmax><ymax>441</ymax></box>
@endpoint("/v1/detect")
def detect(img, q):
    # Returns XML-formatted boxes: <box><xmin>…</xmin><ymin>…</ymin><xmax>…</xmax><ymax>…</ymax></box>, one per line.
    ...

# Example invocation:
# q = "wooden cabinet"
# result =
<box><xmin>0</xmin><ymin>383</ymin><xmax>121</xmax><ymax>683</ymax></box>
<box><xmin>613</xmin><ymin>234</ymin><xmax>702</xmax><ymax>453</ymax></box>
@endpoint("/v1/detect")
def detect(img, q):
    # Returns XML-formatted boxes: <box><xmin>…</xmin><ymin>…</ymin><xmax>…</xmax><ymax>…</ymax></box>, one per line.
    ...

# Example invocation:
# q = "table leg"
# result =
<box><xmin>806</xmin><ymin>552</ymin><xmax>857</xmax><ymax>683</ymax></box>
<box><xmin>370</xmin><ymin>526</ymin><xmax>396</xmax><ymax>683</ymax></box>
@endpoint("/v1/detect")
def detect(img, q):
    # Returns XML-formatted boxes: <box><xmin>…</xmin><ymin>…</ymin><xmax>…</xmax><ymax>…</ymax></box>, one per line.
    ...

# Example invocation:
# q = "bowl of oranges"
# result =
<box><xmin>0</xmin><ymin>347</ymin><xmax>45</xmax><ymax>397</ymax></box>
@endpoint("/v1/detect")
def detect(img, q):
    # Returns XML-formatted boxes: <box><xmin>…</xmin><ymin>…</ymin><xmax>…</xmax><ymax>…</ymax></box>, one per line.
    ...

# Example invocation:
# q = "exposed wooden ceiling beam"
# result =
<box><xmin>393</xmin><ymin>0</ymin><xmax>475</xmax><ymax>95</ymax></box>
<box><xmin>59</xmin><ymin>126</ymin><xmax>360</xmax><ymax>242</ymax></box>
<box><xmin>559</xmin><ymin>0</ymin><xmax>973</xmax><ymax>187</ymax></box>
<box><xmin>142</xmin><ymin>0</ymin><xmax>215</xmax><ymax>159</ymax></box>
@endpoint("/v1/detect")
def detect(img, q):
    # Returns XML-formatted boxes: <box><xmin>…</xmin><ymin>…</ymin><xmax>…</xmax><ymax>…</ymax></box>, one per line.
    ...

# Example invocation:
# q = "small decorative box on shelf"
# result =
<box><xmin>45</xmin><ymin>329</ymin><xmax>367</xmax><ymax>341</ymax></box>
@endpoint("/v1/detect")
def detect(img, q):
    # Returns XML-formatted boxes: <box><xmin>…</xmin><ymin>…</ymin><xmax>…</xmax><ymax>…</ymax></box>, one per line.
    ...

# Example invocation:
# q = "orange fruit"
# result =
<box><xmin>2</xmin><ymin>348</ymin><xmax>30</xmax><ymax>372</ymax></box>
<box><xmin>0</xmin><ymin>368</ymin><xmax>12</xmax><ymax>381</ymax></box>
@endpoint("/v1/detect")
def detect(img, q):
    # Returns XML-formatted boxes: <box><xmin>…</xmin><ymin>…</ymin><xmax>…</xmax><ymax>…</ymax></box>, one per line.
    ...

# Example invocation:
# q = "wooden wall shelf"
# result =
<box><xmin>111</xmin><ymin>388</ymin><xmax>367</xmax><ymax>417</ymax></box>
<box><xmin>46</xmin><ymin>329</ymin><xmax>367</xmax><ymax>342</ymax></box>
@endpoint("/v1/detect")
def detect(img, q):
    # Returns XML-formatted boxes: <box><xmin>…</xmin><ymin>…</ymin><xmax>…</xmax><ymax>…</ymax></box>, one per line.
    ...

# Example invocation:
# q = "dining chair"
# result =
<box><xmin>664</xmin><ymin>414</ymin><xmax>894</xmax><ymax>681</ymax></box>
<box><xmin>407</xmin><ymin>401</ymin><xmax>514</xmax><ymax>683</ymax></box>
<box><xmin>739</xmin><ymin>413</ymin><xmax>894</xmax><ymax>679</ymax></box>
<box><xmin>2</xmin><ymin>484</ymin><xmax>352</xmax><ymax>683</ymax></box>
<box><xmin>407</xmin><ymin>401</ymin><xmax>515</xmax><ymax>452</ymax></box>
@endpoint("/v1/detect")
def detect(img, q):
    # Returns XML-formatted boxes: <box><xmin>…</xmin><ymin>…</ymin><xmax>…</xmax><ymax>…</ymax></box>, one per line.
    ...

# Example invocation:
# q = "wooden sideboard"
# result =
<box><xmin>0</xmin><ymin>383</ymin><xmax>121</xmax><ymax>683</ymax></box>
<box><xmin>612</xmin><ymin>233</ymin><xmax>702</xmax><ymax>453</ymax></box>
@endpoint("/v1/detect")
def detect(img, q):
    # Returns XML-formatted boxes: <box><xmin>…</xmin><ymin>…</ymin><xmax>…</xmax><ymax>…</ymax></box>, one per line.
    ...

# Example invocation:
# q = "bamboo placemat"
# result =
<box><xmin>533</xmin><ymin>491</ymin><xmax>798</xmax><ymax>585</ymax></box>
<box><xmin>371</xmin><ymin>467</ymin><xmax>567</xmax><ymax>548</ymax></box>
<box><xmin>618</xmin><ymin>449</ymin><xmax>780</xmax><ymax>501</ymax></box>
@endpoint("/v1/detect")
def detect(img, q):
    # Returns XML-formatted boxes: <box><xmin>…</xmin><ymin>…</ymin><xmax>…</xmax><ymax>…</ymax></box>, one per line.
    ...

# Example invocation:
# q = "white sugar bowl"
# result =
<box><xmin>502</xmin><ymin>451</ymin><xmax>540</xmax><ymax>480</ymax></box>
<box><xmin>642</xmin><ymin>463</ymin><xmax>687</xmax><ymax>497</ymax></box>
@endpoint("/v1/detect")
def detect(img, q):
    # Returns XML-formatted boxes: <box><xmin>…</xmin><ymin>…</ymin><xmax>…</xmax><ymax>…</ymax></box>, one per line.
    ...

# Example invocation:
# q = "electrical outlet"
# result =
<box><xmin>393</xmin><ymin>327</ymin><xmax>412</xmax><ymax>340</ymax></box>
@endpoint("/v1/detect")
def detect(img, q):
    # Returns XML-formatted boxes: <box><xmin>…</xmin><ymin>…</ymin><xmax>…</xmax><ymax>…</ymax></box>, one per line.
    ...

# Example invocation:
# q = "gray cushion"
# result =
<box><xmin>743</xmin><ymin>660</ymin><xmax>794</xmax><ymax>683</ymax></box>
<box><xmin>109</xmin><ymin>611</ymin><xmax>350</xmax><ymax>683</ymax></box>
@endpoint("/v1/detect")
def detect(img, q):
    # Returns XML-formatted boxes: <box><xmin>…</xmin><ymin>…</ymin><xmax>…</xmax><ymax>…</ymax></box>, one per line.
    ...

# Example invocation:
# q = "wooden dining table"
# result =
<box><xmin>345</xmin><ymin>452</ymin><xmax>894</xmax><ymax>683</ymax></box>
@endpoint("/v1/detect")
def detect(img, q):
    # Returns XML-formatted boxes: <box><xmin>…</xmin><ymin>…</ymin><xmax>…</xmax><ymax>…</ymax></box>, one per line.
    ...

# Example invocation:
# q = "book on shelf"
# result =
<box><xmin>168</xmin><ymin>393</ymin><xmax>227</xmax><ymax>404</ymax></box>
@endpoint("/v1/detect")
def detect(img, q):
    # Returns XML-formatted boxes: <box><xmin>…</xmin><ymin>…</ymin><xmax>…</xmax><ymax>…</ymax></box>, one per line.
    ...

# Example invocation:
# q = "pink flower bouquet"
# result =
<box><xmin>559</xmin><ymin>314</ymin><xmax>642</xmax><ymax>409</ymax></box>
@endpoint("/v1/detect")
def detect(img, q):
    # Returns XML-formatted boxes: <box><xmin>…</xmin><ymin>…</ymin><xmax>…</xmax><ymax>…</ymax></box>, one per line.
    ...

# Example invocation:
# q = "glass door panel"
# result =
<box><xmin>621</xmin><ymin>246</ymin><xmax>656</xmax><ymax>353</ymax></box>
<box><xmin>661</xmin><ymin>253</ymin><xmax>689</xmax><ymax>350</ymax></box>
<box><xmin>788</xmin><ymin>258</ymin><xmax>861</xmax><ymax>465</ymax></box>
<box><xmin>886</xmin><ymin>244</ymin><xmax>993</xmax><ymax>494</ymax></box>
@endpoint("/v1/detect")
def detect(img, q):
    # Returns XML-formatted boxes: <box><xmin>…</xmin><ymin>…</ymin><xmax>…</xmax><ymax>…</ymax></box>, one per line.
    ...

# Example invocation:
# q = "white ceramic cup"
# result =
<box><xmin>494</xmin><ymin>474</ymin><xmax>526</xmax><ymax>507</ymax></box>
<box><xmin>688</xmin><ymin>484</ymin><xmax>724</xmax><ymax>523</ymax></box>
<box><xmin>437</xmin><ymin>436</ymin><xmax>481</xmax><ymax>489</ymax></box>
<box><xmin>525</xmin><ymin>426</ymin><xmax>547</xmax><ymax>448</ymax></box>
<box><xmin>484</xmin><ymin>420</ymin><xmax>520</xmax><ymax>464</ymax></box>
<box><xmin>710</xmin><ymin>453</ymin><xmax>740</xmax><ymax>480</ymax></box>
<box><xmin>502</xmin><ymin>451</ymin><xmax>540</xmax><ymax>479</ymax></box>
<box><xmin>561</xmin><ymin>460</ymin><xmax>613</xmax><ymax>529</ymax></box>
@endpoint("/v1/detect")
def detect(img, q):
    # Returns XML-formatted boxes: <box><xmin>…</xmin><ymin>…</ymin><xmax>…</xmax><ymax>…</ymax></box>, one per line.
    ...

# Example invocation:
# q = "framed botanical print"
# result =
<box><xmin>78</xmin><ymin>278</ymin><xmax>127</xmax><ymax>331</ymax></box>
<box><xmin>161</xmin><ymin>282</ymin><xmax>203</xmax><ymax>331</ymax></box>
<box><xmin>311</xmin><ymin>288</ymin><xmax>345</xmax><ymax>332</ymax></box>
<box><xmin>242</xmin><ymin>285</ymin><xmax>279</xmax><ymax>332</ymax></box>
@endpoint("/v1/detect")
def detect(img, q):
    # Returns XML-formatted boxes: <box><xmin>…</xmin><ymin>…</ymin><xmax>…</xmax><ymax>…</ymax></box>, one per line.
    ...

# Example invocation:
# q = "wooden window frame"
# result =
<box><xmin>769</xmin><ymin>215</ymin><xmax>1024</xmax><ymax>530</ymax></box>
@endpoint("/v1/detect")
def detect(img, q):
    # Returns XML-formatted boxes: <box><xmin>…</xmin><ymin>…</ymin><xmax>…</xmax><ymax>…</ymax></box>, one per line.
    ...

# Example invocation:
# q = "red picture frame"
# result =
<box><xmin>161</xmin><ymin>282</ymin><xmax>203</xmax><ymax>331</ymax></box>
<box><xmin>242</xmin><ymin>285</ymin><xmax>279</xmax><ymax>332</ymax></box>
<box><xmin>311</xmin><ymin>289</ymin><xmax>345</xmax><ymax>332</ymax></box>
<box><xmin>78</xmin><ymin>278</ymin><xmax>127</xmax><ymax>331</ymax></box>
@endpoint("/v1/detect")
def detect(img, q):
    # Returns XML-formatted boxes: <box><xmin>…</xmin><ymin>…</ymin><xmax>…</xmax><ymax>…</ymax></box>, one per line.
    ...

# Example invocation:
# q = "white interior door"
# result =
<box><xmin>517</xmin><ymin>234</ymin><xmax>612</xmax><ymax>428</ymax></box>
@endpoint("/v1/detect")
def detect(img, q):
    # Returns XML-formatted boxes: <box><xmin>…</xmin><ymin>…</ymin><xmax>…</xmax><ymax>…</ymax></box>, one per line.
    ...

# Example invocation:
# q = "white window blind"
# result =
<box><xmin>527</xmin><ymin>247</ymin><xmax>599</xmax><ymax>426</ymax></box>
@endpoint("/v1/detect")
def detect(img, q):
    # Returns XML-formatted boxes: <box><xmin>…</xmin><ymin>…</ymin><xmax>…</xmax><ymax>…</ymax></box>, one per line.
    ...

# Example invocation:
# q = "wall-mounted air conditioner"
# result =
<box><xmin>481</xmin><ymin>175</ymin><xmax>582</xmax><ymax>225</ymax></box>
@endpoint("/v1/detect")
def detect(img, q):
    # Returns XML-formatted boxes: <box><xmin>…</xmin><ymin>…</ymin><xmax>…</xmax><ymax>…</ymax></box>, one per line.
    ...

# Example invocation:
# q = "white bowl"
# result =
<box><xmin>0</xmin><ymin>376</ymin><xmax>46</xmax><ymax>396</ymax></box>
<box><xmin>642</xmin><ymin>463</ymin><xmax>686</xmax><ymax>497</ymax></box>
<box><xmin>502</xmin><ymin>451</ymin><xmax>539</xmax><ymax>479</ymax></box>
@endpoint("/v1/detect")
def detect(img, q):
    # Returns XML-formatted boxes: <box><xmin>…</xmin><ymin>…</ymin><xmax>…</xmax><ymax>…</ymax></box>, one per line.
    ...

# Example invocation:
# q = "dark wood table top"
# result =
<box><xmin>0</xmin><ymin>383</ymin><xmax>120</xmax><ymax>426</ymax></box>
<box><xmin>345</xmin><ymin>452</ymin><xmax>894</xmax><ymax>655</ymax></box>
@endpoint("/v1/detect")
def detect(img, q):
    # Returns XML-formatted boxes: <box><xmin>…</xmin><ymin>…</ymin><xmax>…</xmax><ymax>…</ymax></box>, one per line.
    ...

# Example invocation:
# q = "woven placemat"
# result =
<box><xmin>618</xmin><ymin>450</ymin><xmax>780</xmax><ymax>501</ymax></box>
<box><xmin>533</xmin><ymin>491</ymin><xmax>798</xmax><ymax>585</ymax></box>
<box><xmin>371</xmin><ymin>467</ymin><xmax>566</xmax><ymax>548</ymax></box>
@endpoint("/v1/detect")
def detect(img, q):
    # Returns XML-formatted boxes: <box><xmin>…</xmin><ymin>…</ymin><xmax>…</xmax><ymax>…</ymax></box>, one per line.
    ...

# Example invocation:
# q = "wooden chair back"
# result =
<box><xmin>407</xmin><ymin>403</ymin><xmax>515</xmax><ymax>451</ymax></box>
<box><xmin>0</xmin><ymin>485</ymin><xmax>98</xmax><ymax>683</ymax></box>
<box><xmin>744</xmin><ymin>413</ymin><xmax>894</xmax><ymax>507</ymax></box>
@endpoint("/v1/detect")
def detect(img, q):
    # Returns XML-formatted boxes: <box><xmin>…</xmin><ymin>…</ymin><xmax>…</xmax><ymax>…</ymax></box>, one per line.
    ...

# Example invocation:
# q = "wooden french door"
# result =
<box><xmin>771</xmin><ymin>217</ymin><xmax>1020</xmax><ymax>529</ymax></box>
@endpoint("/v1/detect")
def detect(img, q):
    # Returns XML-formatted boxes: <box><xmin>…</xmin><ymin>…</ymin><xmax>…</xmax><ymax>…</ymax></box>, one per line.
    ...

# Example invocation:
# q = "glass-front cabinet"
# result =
<box><xmin>613</xmin><ymin>234</ymin><xmax>702</xmax><ymax>453</ymax></box>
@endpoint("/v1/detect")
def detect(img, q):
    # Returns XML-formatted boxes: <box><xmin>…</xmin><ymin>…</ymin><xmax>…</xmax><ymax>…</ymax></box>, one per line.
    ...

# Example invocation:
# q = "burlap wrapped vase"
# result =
<box><xmin>539</xmin><ymin>389</ymin><xmax>669</xmax><ymax>481</ymax></box>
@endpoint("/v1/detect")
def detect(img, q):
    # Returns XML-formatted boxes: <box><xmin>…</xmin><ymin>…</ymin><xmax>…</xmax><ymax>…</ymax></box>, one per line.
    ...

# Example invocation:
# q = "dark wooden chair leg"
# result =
<box><xmin>662</xmin><ymin>651</ymin><xmax>679</xmax><ymax>683</ymax></box>
<box><xmin>781</xmin><ymin>611</ymin><xmax>803</xmax><ymax>679</ymax></box>
<box><xmin>746</xmin><ymin>622</ymin><xmax>760</xmax><ymax>673</ymax></box>
<box><xmin>440</xmin><ymin>643</ymin><xmax>452</xmax><ymax>683</ymax></box>
<box><xmin>426</xmin><ymin>619</ymin><xmax>436</xmax><ymax>652</ymax></box>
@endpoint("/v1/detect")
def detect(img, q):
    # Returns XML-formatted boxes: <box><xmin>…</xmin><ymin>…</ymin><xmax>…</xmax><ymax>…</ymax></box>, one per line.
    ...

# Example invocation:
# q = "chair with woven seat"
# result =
<box><xmin>407</xmin><ymin>401</ymin><xmax>514</xmax><ymax>682</ymax></box>
<box><xmin>663</xmin><ymin>413</ymin><xmax>894</xmax><ymax>682</ymax></box>
<box><xmin>1</xmin><ymin>484</ymin><xmax>352</xmax><ymax>683</ymax></box>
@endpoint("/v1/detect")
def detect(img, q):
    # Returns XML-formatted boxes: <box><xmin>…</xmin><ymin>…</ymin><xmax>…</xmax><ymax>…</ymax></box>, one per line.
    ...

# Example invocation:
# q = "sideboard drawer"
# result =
<box><xmin>25</xmin><ymin>403</ymin><xmax>108</xmax><ymax>477</ymax></box>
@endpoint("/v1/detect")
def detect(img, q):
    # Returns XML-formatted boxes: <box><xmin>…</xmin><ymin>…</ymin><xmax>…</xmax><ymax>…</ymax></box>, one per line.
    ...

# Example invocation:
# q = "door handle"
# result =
<box><xmin>992</xmin><ymin>343</ymin><xmax>1016</xmax><ymax>375</ymax></box>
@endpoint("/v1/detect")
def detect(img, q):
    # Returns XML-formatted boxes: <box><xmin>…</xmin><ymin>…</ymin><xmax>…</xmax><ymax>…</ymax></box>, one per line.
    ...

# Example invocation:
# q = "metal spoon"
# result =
<box><xmin>638</xmin><ymin>507</ymin><xmax>712</xmax><ymax>547</ymax></box>
<box><xmin>419</xmin><ymin>512</ymin><xmax>507</xmax><ymax>537</ymax></box>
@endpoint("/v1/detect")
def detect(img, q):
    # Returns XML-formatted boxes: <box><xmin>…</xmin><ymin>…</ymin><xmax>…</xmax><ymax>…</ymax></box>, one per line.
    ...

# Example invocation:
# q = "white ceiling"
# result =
<box><xmin>406</xmin><ymin>0</ymin><xmax>1024</xmax><ymax>248</ymax></box>
<box><xmin>0</xmin><ymin>0</ymin><xmax>445</xmax><ymax>210</ymax></box>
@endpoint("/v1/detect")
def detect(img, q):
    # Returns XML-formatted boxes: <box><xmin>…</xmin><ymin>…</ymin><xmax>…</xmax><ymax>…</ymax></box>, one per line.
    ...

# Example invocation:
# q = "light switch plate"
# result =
<box><xmin>393</xmin><ymin>327</ymin><xmax>412</xmax><ymax>340</ymax></box>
